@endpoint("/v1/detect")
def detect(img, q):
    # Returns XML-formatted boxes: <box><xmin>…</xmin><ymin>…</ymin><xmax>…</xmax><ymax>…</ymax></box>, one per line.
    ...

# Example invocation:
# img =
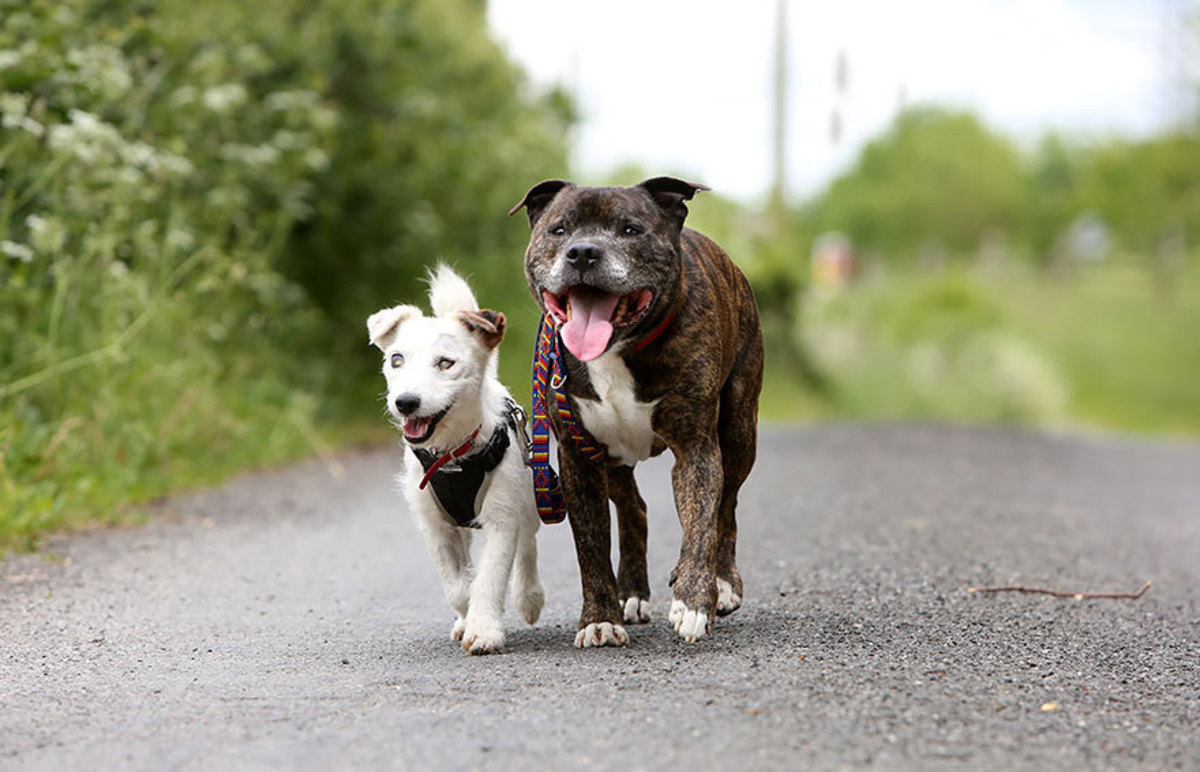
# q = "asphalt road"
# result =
<box><xmin>2</xmin><ymin>424</ymin><xmax>1198</xmax><ymax>770</ymax></box>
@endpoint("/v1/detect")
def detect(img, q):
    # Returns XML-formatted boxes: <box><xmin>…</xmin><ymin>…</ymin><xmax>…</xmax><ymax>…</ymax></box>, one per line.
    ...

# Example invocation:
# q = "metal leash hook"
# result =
<box><xmin>510</xmin><ymin>402</ymin><xmax>533</xmax><ymax>466</ymax></box>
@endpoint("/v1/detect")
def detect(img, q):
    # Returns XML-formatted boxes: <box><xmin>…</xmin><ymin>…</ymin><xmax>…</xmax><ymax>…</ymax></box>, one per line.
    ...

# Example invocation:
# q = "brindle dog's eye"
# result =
<box><xmin>622</xmin><ymin>224</ymin><xmax>643</xmax><ymax>236</ymax></box>
<box><xmin>549</xmin><ymin>224</ymin><xmax>566</xmax><ymax>236</ymax></box>
<box><xmin>436</xmin><ymin>357</ymin><xmax>455</xmax><ymax>371</ymax></box>
<box><xmin>390</xmin><ymin>353</ymin><xmax>404</xmax><ymax>368</ymax></box>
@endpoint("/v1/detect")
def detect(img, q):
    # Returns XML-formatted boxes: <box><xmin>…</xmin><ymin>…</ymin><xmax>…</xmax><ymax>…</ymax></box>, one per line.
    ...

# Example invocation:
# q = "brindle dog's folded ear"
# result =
<box><xmin>508</xmin><ymin>179</ymin><xmax>574</xmax><ymax>226</ymax></box>
<box><xmin>458</xmin><ymin>309</ymin><xmax>507</xmax><ymax>350</ymax></box>
<box><xmin>637</xmin><ymin>177</ymin><xmax>711</xmax><ymax>222</ymax></box>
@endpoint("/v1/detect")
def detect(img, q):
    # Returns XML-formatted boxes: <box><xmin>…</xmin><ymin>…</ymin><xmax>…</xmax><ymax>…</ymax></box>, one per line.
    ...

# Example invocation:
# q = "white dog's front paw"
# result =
<box><xmin>573</xmin><ymin>622</ymin><xmax>629</xmax><ymax>648</ymax></box>
<box><xmin>451</xmin><ymin>616</ymin><xmax>466</xmax><ymax>641</ymax></box>
<box><xmin>716</xmin><ymin>578</ymin><xmax>742</xmax><ymax>616</ymax></box>
<box><xmin>669</xmin><ymin>599</ymin><xmax>711</xmax><ymax>643</ymax></box>
<box><xmin>516</xmin><ymin>583</ymin><xmax>545</xmax><ymax>625</ymax></box>
<box><xmin>621</xmin><ymin>596</ymin><xmax>651</xmax><ymax>624</ymax></box>
<box><xmin>461</xmin><ymin>618</ymin><xmax>505</xmax><ymax>655</ymax></box>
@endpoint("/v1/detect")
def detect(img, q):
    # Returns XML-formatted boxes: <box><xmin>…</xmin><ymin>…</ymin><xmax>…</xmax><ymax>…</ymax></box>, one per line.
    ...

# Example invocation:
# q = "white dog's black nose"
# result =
<box><xmin>394</xmin><ymin>394</ymin><xmax>421</xmax><ymax>415</ymax></box>
<box><xmin>565</xmin><ymin>242</ymin><xmax>602</xmax><ymax>271</ymax></box>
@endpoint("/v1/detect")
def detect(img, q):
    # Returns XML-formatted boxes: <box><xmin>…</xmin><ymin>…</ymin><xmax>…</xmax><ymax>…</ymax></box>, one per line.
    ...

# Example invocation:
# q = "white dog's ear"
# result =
<box><xmin>366</xmin><ymin>304</ymin><xmax>421</xmax><ymax>350</ymax></box>
<box><xmin>428</xmin><ymin>264</ymin><xmax>479</xmax><ymax>317</ymax></box>
<box><xmin>458</xmin><ymin>309</ymin><xmax>506</xmax><ymax>350</ymax></box>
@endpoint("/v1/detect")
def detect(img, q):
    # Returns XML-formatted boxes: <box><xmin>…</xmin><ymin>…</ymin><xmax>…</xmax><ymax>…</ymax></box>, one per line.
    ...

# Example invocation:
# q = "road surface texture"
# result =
<box><xmin>2</xmin><ymin>424</ymin><xmax>1198</xmax><ymax>770</ymax></box>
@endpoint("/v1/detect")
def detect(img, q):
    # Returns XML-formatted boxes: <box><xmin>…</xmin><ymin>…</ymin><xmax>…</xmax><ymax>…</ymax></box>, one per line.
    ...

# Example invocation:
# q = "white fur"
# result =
<box><xmin>367</xmin><ymin>266</ymin><xmax>544</xmax><ymax>655</ymax></box>
<box><xmin>574</xmin><ymin>622</ymin><xmax>629</xmax><ymax>648</ymax></box>
<box><xmin>622</xmin><ymin>596</ymin><xmax>651</xmax><ymax>624</ymax></box>
<box><xmin>576</xmin><ymin>350</ymin><xmax>661</xmax><ymax>466</ymax></box>
<box><xmin>669</xmin><ymin>599</ymin><xmax>711</xmax><ymax>643</ymax></box>
<box><xmin>716</xmin><ymin>578</ymin><xmax>741</xmax><ymax>615</ymax></box>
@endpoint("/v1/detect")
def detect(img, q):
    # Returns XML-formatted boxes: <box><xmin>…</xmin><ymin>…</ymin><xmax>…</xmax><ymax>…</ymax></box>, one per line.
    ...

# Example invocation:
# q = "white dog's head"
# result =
<box><xmin>366</xmin><ymin>265</ymin><xmax>506</xmax><ymax>449</ymax></box>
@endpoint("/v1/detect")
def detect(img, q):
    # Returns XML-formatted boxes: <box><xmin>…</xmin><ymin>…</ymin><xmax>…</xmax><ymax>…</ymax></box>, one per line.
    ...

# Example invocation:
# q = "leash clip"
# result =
<box><xmin>510</xmin><ymin>403</ymin><xmax>533</xmax><ymax>466</ymax></box>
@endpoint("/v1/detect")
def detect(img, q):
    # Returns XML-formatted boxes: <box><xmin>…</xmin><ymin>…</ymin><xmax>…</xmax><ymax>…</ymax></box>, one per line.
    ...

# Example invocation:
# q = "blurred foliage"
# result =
<box><xmin>3</xmin><ymin>1</ymin><xmax>1198</xmax><ymax>551</ymax></box>
<box><xmin>766</xmin><ymin>104</ymin><xmax>1200</xmax><ymax>435</ymax></box>
<box><xmin>0</xmin><ymin>0</ymin><xmax>567</xmax><ymax>549</ymax></box>
<box><xmin>811</xmin><ymin>108</ymin><xmax>1025</xmax><ymax>262</ymax></box>
<box><xmin>801</xmin><ymin>272</ymin><xmax>1067</xmax><ymax>423</ymax></box>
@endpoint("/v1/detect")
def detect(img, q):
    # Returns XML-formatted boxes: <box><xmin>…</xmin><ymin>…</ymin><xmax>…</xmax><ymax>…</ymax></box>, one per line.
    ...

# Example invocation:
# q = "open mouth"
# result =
<box><xmin>401</xmin><ymin>406</ymin><xmax>449</xmax><ymax>445</ymax></box>
<box><xmin>542</xmin><ymin>286</ymin><xmax>654</xmax><ymax>362</ymax></box>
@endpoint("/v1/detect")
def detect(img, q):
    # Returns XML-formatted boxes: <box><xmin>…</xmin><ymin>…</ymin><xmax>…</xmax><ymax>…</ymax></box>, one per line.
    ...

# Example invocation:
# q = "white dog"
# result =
<box><xmin>366</xmin><ymin>266</ymin><xmax>545</xmax><ymax>654</ymax></box>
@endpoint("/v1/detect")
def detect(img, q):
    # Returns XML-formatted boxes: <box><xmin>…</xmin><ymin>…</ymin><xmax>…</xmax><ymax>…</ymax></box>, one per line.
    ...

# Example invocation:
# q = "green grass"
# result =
<box><xmin>767</xmin><ymin>259</ymin><xmax>1200</xmax><ymax>438</ymax></box>
<box><xmin>1000</xmin><ymin>262</ymin><xmax>1200</xmax><ymax>437</ymax></box>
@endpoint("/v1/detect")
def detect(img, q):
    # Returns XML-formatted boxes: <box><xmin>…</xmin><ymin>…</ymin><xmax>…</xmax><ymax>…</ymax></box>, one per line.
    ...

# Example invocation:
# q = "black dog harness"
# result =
<box><xmin>412</xmin><ymin>400</ymin><xmax>525</xmax><ymax>529</ymax></box>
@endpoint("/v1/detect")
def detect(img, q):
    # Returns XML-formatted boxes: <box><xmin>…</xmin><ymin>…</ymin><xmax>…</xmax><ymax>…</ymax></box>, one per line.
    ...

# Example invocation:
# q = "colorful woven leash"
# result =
<box><xmin>529</xmin><ymin>315</ymin><xmax>607</xmax><ymax>524</ymax></box>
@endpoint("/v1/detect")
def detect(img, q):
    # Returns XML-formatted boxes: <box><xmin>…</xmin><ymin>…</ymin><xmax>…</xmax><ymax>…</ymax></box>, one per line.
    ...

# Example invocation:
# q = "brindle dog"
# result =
<box><xmin>510</xmin><ymin>177</ymin><xmax>764</xmax><ymax>646</ymax></box>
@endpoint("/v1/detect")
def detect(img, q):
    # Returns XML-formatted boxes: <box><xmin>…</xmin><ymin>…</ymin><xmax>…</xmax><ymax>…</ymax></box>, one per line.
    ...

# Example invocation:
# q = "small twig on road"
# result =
<box><xmin>967</xmin><ymin>580</ymin><xmax>1152</xmax><ymax>600</ymax></box>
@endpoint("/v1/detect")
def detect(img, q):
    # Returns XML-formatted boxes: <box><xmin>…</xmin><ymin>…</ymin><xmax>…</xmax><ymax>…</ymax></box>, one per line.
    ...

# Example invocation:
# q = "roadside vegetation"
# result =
<box><xmin>2</xmin><ymin>3</ymin><xmax>1197</xmax><ymax>549</ymax></box>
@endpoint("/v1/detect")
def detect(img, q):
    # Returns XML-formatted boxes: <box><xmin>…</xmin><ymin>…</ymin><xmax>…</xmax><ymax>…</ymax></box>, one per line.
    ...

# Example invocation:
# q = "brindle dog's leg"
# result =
<box><xmin>658</xmin><ymin>396</ymin><xmax>723</xmax><ymax>643</ymax></box>
<box><xmin>559</xmin><ymin>443</ymin><xmax>628</xmax><ymax>647</ymax></box>
<box><xmin>715</xmin><ymin>337</ymin><xmax>764</xmax><ymax>616</ymax></box>
<box><xmin>610</xmin><ymin>464</ymin><xmax>651</xmax><ymax>624</ymax></box>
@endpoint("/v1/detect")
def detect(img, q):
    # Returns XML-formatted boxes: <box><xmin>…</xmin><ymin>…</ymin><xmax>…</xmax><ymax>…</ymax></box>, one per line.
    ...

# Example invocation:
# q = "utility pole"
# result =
<box><xmin>770</xmin><ymin>0</ymin><xmax>788</xmax><ymax>228</ymax></box>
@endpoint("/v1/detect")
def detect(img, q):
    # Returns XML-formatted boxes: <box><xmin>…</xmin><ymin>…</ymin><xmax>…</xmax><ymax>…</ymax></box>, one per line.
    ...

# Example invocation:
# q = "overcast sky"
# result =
<box><xmin>487</xmin><ymin>0</ymin><xmax>1193</xmax><ymax>202</ymax></box>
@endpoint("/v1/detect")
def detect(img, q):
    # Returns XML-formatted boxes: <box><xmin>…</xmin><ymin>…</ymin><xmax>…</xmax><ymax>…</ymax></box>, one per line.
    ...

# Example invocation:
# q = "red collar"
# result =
<box><xmin>632</xmin><ymin>310</ymin><xmax>677</xmax><ymax>353</ymax></box>
<box><xmin>417</xmin><ymin>425</ymin><xmax>481</xmax><ymax>490</ymax></box>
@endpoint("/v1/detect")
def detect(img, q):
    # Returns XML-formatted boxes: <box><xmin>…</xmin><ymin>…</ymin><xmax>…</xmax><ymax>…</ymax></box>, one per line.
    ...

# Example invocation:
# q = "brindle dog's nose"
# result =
<box><xmin>565</xmin><ymin>242</ymin><xmax>602</xmax><ymax>271</ymax></box>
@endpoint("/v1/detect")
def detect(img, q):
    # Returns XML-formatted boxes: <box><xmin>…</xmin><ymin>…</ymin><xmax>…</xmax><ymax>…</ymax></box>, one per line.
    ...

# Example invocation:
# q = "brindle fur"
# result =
<box><xmin>511</xmin><ymin>178</ymin><xmax>764</xmax><ymax>640</ymax></box>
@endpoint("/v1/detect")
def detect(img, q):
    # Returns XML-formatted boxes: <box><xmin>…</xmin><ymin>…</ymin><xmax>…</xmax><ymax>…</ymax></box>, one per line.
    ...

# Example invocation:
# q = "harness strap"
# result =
<box><xmin>413</xmin><ymin>402</ymin><xmax>521</xmax><ymax>529</ymax></box>
<box><xmin>417</xmin><ymin>427</ymin><xmax>481</xmax><ymax>490</ymax></box>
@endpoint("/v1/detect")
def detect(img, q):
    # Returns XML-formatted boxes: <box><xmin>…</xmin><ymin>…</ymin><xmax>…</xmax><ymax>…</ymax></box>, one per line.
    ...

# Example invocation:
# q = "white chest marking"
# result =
<box><xmin>575</xmin><ymin>353</ymin><xmax>660</xmax><ymax>466</ymax></box>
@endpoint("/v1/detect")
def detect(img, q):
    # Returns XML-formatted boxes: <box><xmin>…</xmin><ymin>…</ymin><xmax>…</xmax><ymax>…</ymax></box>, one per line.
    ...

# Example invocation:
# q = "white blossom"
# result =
<box><xmin>1</xmin><ymin>240</ymin><xmax>34</xmax><ymax>263</ymax></box>
<box><xmin>202</xmin><ymin>83</ymin><xmax>248</xmax><ymax>113</ymax></box>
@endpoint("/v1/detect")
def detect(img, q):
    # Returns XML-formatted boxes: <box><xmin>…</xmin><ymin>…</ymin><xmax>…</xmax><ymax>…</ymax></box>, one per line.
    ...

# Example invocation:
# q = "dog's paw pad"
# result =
<box><xmin>669</xmin><ymin>599</ymin><xmax>711</xmax><ymax>643</ymax></box>
<box><xmin>716</xmin><ymin>578</ymin><xmax>742</xmax><ymax>617</ymax></box>
<box><xmin>462</xmin><ymin>623</ymin><xmax>505</xmax><ymax>655</ymax></box>
<box><xmin>451</xmin><ymin>617</ymin><xmax>466</xmax><ymax>641</ymax></box>
<box><xmin>621</xmin><ymin>597</ymin><xmax>651</xmax><ymax>624</ymax></box>
<box><xmin>574</xmin><ymin>622</ymin><xmax>629</xmax><ymax>648</ymax></box>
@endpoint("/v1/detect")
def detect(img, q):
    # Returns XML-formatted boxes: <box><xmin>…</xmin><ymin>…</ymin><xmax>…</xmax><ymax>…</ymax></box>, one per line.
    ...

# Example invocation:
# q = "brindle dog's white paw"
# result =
<box><xmin>716</xmin><ymin>578</ymin><xmax>742</xmax><ymax>616</ymax></box>
<box><xmin>621</xmin><ymin>596</ymin><xmax>651</xmax><ymax>624</ymax></box>
<box><xmin>574</xmin><ymin>622</ymin><xmax>629</xmax><ymax>648</ymax></box>
<box><xmin>462</xmin><ymin>620</ymin><xmax>505</xmax><ymax>655</ymax></box>
<box><xmin>451</xmin><ymin>616</ymin><xmax>466</xmax><ymax>641</ymax></box>
<box><xmin>669</xmin><ymin>599</ymin><xmax>712</xmax><ymax>643</ymax></box>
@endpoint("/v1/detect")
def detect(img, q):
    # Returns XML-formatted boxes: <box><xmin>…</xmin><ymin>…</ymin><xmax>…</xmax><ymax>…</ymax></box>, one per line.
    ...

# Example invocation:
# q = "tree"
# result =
<box><xmin>812</xmin><ymin>107</ymin><xmax>1025</xmax><ymax>262</ymax></box>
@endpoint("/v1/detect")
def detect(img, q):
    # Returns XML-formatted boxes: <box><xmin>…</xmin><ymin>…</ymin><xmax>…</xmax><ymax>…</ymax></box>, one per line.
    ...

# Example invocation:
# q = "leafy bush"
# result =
<box><xmin>801</xmin><ymin>272</ymin><xmax>1067</xmax><ymax>423</ymax></box>
<box><xmin>1</xmin><ymin>0</ymin><xmax>568</xmax><ymax>549</ymax></box>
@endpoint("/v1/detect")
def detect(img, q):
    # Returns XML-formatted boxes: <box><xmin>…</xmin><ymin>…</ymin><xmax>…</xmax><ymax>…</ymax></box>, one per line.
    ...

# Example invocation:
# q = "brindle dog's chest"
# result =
<box><xmin>574</xmin><ymin>353</ymin><xmax>660</xmax><ymax>467</ymax></box>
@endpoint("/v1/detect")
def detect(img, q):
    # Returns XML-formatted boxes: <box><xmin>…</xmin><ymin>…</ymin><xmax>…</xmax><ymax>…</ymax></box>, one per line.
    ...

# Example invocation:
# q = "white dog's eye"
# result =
<box><xmin>390</xmin><ymin>353</ymin><xmax>404</xmax><ymax>368</ymax></box>
<box><xmin>436</xmin><ymin>357</ymin><xmax>455</xmax><ymax>371</ymax></box>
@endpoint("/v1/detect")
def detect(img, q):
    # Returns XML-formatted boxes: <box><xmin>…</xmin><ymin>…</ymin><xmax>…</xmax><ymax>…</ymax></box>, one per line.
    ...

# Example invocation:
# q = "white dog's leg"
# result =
<box><xmin>461</xmin><ymin>522</ymin><xmax>518</xmax><ymax>655</ymax></box>
<box><xmin>511</xmin><ymin>515</ymin><xmax>545</xmax><ymax>625</ymax></box>
<box><xmin>416</xmin><ymin>515</ymin><xmax>473</xmax><ymax>638</ymax></box>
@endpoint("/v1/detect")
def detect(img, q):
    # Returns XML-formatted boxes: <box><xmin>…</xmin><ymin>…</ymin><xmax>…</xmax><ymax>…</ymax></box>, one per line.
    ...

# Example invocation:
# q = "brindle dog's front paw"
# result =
<box><xmin>574</xmin><ymin>622</ymin><xmax>629</xmax><ymax>648</ymax></box>
<box><xmin>620</xmin><ymin>596</ymin><xmax>651</xmax><ymax>624</ymax></box>
<box><xmin>716</xmin><ymin>578</ymin><xmax>742</xmax><ymax>617</ymax></box>
<box><xmin>669</xmin><ymin>598</ymin><xmax>712</xmax><ymax>643</ymax></box>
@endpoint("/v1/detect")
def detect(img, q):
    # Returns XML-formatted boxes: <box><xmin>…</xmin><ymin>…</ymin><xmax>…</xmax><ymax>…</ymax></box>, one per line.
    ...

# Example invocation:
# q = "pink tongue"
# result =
<box><xmin>404</xmin><ymin>416</ymin><xmax>431</xmax><ymax>439</ymax></box>
<box><xmin>561</xmin><ymin>290</ymin><xmax>620</xmax><ymax>362</ymax></box>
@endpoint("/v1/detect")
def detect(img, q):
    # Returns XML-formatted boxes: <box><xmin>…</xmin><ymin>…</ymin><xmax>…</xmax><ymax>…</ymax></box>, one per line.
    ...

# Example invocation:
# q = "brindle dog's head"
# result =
<box><xmin>509</xmin><ymin>177</ymin><xmax>708</xmax><ymax>362</ymax></box>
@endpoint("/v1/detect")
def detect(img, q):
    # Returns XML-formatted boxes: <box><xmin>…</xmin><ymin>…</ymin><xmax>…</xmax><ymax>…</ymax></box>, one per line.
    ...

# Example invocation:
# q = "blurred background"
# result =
<box><xmin>2</xmin><ymin>0</ymin><xmax>1197</xmax><ymax>548</ymax></box>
